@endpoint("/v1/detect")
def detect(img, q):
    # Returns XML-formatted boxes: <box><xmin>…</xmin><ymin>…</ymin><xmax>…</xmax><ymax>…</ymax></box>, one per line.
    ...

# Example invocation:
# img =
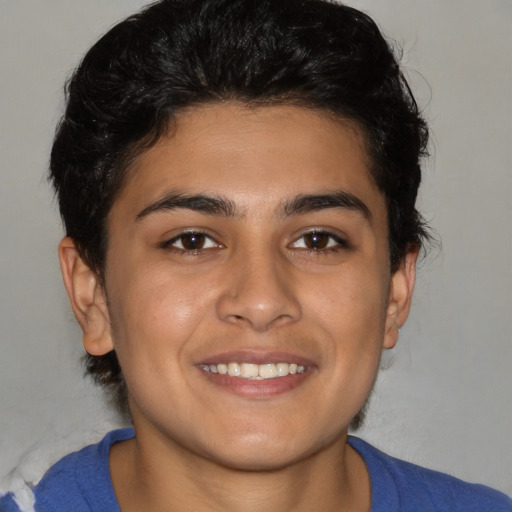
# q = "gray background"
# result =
<box><xmin>0</xmin><ymin>0</ymin><xmax>510</xmax><ymax>495</ymax></box>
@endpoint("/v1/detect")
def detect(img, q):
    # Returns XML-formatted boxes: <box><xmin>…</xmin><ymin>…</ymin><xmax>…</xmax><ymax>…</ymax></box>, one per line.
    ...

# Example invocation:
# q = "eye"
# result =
<box><xmin>163</xmin><ymin>231</ymin><xmax>219</xmax><ymax>252</ymax></box>
<box><xmin>291</xmin><ymin>230</ymin><xmax>347</xmax><ymax>251</ymax></box>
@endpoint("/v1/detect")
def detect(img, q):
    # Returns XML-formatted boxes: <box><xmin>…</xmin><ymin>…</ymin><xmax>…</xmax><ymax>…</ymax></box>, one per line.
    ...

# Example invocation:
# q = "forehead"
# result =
<box><xmin>113</xmin><ymin>103</ymin><xmax>385</xmax><ymax>222</ymax></box>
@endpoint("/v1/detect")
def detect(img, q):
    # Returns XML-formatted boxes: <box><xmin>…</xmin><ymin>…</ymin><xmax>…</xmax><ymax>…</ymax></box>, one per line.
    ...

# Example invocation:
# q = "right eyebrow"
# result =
<box><xmin>135</xmin><ymin>193</ymin><xmax>237</xmax><ymax>221</ymax></box>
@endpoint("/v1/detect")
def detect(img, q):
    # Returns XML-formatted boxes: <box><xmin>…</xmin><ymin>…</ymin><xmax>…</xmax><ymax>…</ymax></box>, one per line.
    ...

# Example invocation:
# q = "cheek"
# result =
<box><xmin>107</xmin><ymin>261</ymin><xmax>220</xmax><ymax>356</ymax></box>
<box><xmin>302</xmin><ymin>266</ymin><xmax>389</xmax><ymax>397</ymax></box>
<box><xmin>304</xmin><ymin>266</ymin><xmax>389</xmax><ymax>336</ymax></box>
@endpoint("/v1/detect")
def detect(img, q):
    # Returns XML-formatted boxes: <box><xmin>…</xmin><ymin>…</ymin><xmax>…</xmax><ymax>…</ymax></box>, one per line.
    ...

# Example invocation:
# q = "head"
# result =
<box><xmin>51</xmin><ymin>0</ymin><xmax>429</xmax><ymax>421</ymax></box>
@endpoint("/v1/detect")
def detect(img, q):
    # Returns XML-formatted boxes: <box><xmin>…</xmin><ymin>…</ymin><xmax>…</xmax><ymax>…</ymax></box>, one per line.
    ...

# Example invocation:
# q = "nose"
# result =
<box><xmin>216</xmin><ymin>249</ymin><xmax>301</xmax><ymax>332</ymax></box>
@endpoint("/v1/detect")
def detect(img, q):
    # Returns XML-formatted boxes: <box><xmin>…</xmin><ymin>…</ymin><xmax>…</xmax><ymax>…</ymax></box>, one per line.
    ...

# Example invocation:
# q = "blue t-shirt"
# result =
<box><xmin>1</xmin><ymin>428</ymin><xmax>510</xmax><ymax>511</ymax></box>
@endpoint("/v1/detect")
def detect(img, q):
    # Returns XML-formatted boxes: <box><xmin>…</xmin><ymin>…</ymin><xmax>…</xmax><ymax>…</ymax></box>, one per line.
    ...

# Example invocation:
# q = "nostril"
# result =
<box><xmin>216</xmin><ymin>274</ymin><xmax>302</xmax><ymax>331</ymax></box>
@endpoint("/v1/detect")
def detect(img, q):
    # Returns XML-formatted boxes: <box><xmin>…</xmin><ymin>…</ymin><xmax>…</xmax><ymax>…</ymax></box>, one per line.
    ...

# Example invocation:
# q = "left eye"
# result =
<box><xmin>166</xmin><ymin>232</ymin><xmax>218</xmax><ymax>251</ymax></box>
<box><xmin>291</xmin><ymin>231</ymin><xmax>345</xmax><ymax>250</ymax></box>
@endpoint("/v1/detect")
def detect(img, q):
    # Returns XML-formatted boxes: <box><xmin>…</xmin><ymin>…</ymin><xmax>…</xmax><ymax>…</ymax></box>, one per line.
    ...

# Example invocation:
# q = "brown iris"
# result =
<box><xmin>303</xmin><ymin>232</ymin><xmax>330</xmax><ymax>250</ymax></box>
<box><xmin>180</xmin><ymin>233</ymin><xmax>207</xmax><ymax>251</ymax></box>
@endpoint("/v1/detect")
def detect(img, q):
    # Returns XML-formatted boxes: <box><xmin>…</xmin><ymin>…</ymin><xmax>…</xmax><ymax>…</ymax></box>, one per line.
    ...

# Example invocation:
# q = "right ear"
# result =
<box><xmin>58</xmin><ymin>237</ymin><xmax>114</xmax><ymax>356</ymax></box>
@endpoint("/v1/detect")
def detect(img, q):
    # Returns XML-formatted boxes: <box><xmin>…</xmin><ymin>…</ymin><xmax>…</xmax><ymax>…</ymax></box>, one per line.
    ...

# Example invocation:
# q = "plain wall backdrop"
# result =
<box><xmin>0</xmin><ymin>0</ymin><xmax>511</xmax><ymax>495</ymax></box>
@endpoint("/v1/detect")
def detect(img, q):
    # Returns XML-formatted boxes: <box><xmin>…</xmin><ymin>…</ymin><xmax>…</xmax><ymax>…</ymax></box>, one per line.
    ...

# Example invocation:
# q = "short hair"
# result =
<box><xmin>50</xmin><ymin>0</ymin><xmax>430</xmax><ymax>414</ymax></box>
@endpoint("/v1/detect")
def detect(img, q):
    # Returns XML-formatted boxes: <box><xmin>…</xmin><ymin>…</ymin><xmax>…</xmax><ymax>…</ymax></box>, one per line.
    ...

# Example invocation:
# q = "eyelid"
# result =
<box><xmin>289</xmin><ymin>229</ymin><xmax>349</xmax><ymax>250</ymax></box>
<box><xmin>161</xmin><ymin>229</ymin><xmax>222</xmax><ymax>252</ymax></box>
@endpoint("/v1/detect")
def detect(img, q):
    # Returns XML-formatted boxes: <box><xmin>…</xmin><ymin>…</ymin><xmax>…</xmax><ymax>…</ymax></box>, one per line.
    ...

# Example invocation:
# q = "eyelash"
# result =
<box><xmin>161</xmin><ymin>229</ymin><xmax>349</xmax><ymax>255</ymax></box>
<box><xmin>290</xmin><ymin>230</ymin><xmax>349</xmax><ymax>253</ymax></box>
<box><xmin>161</xmin><ymin>231</ymin><xmax>220</xmax><ymax>254</ymax></box>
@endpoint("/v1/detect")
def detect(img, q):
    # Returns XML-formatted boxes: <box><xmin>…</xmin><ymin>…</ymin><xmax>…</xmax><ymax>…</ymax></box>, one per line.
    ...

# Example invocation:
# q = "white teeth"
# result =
<box><xmin>277</xmin><ymin>363</ymin><xmax>289</xmax><ymax>376</ymax></box>
<box><xmin>259</xmin><ymin>363</ymin><xmax>277</xmax><ymax>379</ymax></box>
<box><xmin>228</xmin><ymin>362</ymin><xmax>241</xmax><ymax>376</ymax></box>
<box><xmin>240</xmin><ymin>363</ymin><xmax>259</xmax><ymax>378</ymax></box>
<box><xmin>217</xmin><ymin>363</ymin><xmax>228</xmax><ymax>375</ymax></box>
<box><xmin>201</xmin><ymin>362</ymin><xmax>307</xmax><ymax>380</ymax></box>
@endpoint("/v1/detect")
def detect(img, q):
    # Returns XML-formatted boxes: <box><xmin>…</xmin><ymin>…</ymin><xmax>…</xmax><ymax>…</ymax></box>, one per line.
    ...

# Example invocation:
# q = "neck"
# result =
<box><xmin>110</xmin><ymin>428</ymin><xmax>370</xmax><ymax>512</ymax></box>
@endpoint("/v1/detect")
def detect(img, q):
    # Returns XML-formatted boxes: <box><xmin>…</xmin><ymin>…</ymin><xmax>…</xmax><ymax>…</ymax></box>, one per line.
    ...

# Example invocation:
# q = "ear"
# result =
<box><xmin>383</xmin><ymin>249</ymin><xmax>418</xmax><ymax>349</ymax></box>
<box><xmin>58</xmin><ymin>237</ymin><xmax>114</xmax><ymax>356</ymax></box>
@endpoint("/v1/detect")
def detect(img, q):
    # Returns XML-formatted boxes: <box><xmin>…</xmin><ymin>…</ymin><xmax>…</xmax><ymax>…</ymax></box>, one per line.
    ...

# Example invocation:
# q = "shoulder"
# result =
<box><xmin>0</xmin><ymin>428</ymin><xmax>134</xmax><ymax>512</ymax></box>
<box><xmin>348</xmin><ymin>436</ymin><xmax>512</xmax><ymax>512</ymax></box>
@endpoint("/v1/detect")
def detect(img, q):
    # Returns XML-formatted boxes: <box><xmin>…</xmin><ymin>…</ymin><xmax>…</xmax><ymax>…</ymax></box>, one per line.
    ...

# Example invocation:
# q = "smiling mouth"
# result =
<box><xmin>200</xmin><ymin>362</ymin><xmax>306</xmax><ymax>380</ymax></box>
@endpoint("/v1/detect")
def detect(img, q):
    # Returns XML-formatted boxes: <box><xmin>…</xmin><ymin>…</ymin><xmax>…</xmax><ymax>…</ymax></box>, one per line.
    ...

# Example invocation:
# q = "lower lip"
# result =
<box><xmin>198</xmin><ymin>368</ymin><xmax>312</xmax><ymax>398</ymax></box>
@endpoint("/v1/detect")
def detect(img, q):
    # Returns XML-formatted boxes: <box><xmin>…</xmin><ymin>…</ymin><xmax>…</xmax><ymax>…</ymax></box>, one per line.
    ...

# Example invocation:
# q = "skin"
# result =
<box><xmin>59</xmin><ymin>103</ymin><xmax>417</xmax><ymax>512</ymax></box>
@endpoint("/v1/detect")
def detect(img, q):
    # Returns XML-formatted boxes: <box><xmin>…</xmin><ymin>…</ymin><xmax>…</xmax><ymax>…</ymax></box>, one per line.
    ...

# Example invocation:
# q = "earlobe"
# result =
<box><xmin>58</xmin><ymin>237</ymin><xmax>114</xmax><ymax>356</ymax></box>
<box><xmin>383</xmin><ymin>249</ymin><xmax>418</xmax><ymax>349</ymax></box>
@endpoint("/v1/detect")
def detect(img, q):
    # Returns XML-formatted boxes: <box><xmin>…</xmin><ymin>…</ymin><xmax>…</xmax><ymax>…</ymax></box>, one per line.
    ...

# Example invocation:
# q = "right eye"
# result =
<box><xmin>163</xmin><ymin>231</ymin><xmax>219</xmax><ymax>253</ymax></box>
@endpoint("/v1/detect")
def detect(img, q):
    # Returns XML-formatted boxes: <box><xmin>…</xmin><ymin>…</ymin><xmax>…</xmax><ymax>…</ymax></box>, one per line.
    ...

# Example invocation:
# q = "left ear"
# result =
<box><xmin>383</xmin><ymin>249</ymin><xmax>418</xmax><ymax>349</ymax></box>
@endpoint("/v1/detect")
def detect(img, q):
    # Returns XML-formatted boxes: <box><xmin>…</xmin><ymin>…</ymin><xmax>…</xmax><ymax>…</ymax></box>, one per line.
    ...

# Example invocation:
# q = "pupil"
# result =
<box><xmin>306</xmin><ymin>232</ymin><xmax>328</xmax><ymax>249</ymax></box>
<box><xmin>182</xmin><ymin>233</ymin><xmax>204</xmax><ymax>250</ymax></box>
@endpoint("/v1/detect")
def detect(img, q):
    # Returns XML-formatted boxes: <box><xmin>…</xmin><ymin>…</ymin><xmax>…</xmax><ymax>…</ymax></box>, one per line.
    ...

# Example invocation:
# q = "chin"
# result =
<box><xmin>199</xmin><ymin>428</ymin><xmax>338</xmax><ymax>472</ymax></box>
<box><xmin>207</xmin><ymin>448</ymin><xmax>305</xmax><ymax>472</ymax></box>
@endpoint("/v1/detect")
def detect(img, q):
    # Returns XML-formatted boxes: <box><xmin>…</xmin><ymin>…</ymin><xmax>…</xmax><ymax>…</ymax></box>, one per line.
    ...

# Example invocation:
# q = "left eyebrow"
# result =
<box><xmin>281</xmin><ymin>191</ymin><xmax>371</xmax><ymax>220</ymax></box>
<box><xmin>136</xmin><ymin>193</ymin><xmax>237</xmax><ymax>221</ymax></box>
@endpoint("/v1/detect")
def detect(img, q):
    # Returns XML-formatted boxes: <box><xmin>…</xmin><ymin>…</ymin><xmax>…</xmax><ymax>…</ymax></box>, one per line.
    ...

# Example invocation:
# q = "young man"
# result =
<box><xmin>1</xmin><ymin>0</ymin><xmax>510</xmax><ymax>511</ymax></box>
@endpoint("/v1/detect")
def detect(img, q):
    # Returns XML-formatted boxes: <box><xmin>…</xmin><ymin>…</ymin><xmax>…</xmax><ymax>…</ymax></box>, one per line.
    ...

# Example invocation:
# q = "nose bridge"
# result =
<box><xmin>216</xmin><ymin>244</ymin><xmax>301</xmax><ymax>331</ymax></box>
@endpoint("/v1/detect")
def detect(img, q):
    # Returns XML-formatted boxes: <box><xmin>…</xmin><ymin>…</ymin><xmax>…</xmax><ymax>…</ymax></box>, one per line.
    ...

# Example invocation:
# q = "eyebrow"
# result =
<box><xmin>136</xmin><ymin>190</ymin><xmax>371</xmax><ymax>221</ymax></box>
<box><xmin>281</xmin><ymin>191</ymin><xmax>371</xmax><ymax>220</ymax></box>
<box><xmin>136</xmin><ymin>193</ymin><xmax>237</xmax><ymax>220</ymax></box>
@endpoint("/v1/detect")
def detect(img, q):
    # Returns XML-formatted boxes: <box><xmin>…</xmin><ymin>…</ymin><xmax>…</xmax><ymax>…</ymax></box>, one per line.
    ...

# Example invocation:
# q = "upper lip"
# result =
<box><xmin>195</xmin><ymin>349</ymin><xmax>315</xmax><ymax>367</ymax></box>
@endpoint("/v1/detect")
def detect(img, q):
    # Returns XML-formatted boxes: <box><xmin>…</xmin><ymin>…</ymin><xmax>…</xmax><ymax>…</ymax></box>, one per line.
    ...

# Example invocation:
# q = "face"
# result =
<box><xmin>62</xmin><ymin>103</ymin><xmax>416</xmax><ymax>471</ymax></box>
